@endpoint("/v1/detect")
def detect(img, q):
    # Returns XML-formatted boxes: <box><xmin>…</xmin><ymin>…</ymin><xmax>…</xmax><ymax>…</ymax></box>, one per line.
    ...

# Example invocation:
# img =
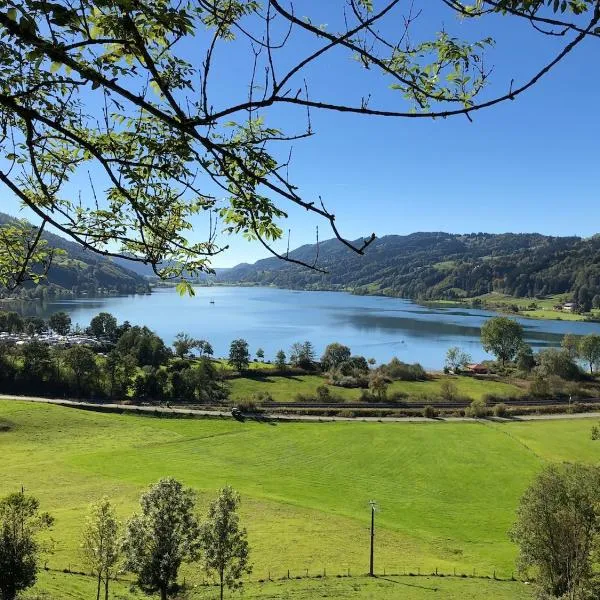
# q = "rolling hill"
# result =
<box><xmin>218</xmin><ymin>232</ymin><xmax>600</xmax><ymax>304</ymax></box>
<box><xmin>0</xmin><ymin>213</ymin><xmax>150</xmax><ymax>298</ymax></box>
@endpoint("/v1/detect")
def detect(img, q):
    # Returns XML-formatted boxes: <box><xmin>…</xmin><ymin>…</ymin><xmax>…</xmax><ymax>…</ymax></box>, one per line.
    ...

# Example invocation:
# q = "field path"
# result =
<box><xmin>1</xmin><ymin>394</ymin><xmax>599</xmax><ymax>423</ymax></box>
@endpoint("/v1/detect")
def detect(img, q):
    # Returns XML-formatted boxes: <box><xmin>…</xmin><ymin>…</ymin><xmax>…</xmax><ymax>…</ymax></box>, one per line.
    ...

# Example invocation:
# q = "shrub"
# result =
<box><xmin>529</xmin><ymin>375</ymin><xmax>550</xmax><ymax>398</ymax></box>
<box><xmin>423</xmin><ymin>405</ymin><xmax>438</xmax><ymax>419</ymax></box>
<box><xmin>236</xmin><ymin>399</ymin><xmax>259</xmax><ymax>412</ymax></box>
<box><xmin>251</xmin><ymin>391</ymin><xmax>273</xmax><ymax>403</ymax></box>
<box><xmin>381</xmin><ymin>358</ymin><xmax>427</xmax><ymax>381</ymax></box>
<box><xmin>493</xmin><ymin>403</ymin><xmax>509</xmax><ymax>418</ymax></box>
<box><xmin>466</xmin><ymin>398</ymin><xmax>488</xmax><ymax>418</ymax></box>
<box><xmin>315</xmin><ymin>385</ymin><xmax>331</xmax><ymax>402</ymax></box>
<box><xmin>591</xmin><ymin>425</ymin><xmax>600</xmax><ymax>440</ymax></box>
<box><xmin>439</xmin><ymin>380</ymin><xmax>458</xmax><ymax>401</ymax></box>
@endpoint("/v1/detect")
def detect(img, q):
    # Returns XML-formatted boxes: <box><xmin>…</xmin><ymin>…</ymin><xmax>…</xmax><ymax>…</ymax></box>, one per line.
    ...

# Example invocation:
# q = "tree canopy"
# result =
<box><xmin>480</xmin><ymin>316</ymin><xmax>524</xmax><ymax>366</ymax></box>
<box><xmin>1</xmin><ymin>1</ymin><xmax>599</xmax><ymax>290</ymax></box>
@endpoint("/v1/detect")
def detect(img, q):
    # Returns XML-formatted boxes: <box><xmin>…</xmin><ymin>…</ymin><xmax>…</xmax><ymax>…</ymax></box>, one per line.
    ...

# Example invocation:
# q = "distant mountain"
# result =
<box><xmin>218</xmin><ymin>232</ymin><xmax>600</xmax><ymax>304</ymax></box>
<box><xmin>0</xmin><ymin>213</ymin><xmax>150</xmax><ymax>298</ymax></box>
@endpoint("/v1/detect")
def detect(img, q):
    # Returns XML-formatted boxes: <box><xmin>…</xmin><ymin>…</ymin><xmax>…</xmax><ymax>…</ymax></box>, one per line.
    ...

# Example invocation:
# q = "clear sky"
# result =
<box><xmin>3</xmin><ymin>2</ymin><xmax>599</xmax><ymax>267</ymax></box>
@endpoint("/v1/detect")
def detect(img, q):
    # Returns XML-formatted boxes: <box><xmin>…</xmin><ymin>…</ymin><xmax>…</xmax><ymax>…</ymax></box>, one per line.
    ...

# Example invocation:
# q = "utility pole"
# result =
<box><xmin>369</xmin><ymin>500</ymin><xmax>376</xmax><ymax>577</ymax></box>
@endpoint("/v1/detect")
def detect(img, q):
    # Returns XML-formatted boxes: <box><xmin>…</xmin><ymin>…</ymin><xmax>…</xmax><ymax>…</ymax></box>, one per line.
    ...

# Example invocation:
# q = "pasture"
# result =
<box><xmin>1</xmin><ymin>400</ymin><xmax>598</xmax><ymax>598</ymax></box>
<box><xmin>226</xmin><ymin>373</ymin><xmax>524</xmax><ymax>402</ymax></box>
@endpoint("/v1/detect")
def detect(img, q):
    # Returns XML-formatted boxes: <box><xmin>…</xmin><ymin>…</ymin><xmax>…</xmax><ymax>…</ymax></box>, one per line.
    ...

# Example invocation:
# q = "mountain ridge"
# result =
<box><xmin>218</xmin><ymin>232</ymin><xmax>600</xmax><ymax>305</ymax></box>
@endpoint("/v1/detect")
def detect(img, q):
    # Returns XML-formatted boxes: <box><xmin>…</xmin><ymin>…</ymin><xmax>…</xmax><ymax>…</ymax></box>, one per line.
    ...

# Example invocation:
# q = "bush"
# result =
<box><xmin>591</xmin><ymin>425</ymin><xmax>600</xmax><ymax>440</ymax></box>
<box><xmin>423</xmin><ymin>405</ymin><xmax>438</xmax><ymax>419</ymax></box>
<box><xmin>381</xmin><ymin>358</ymin><xmax>427</xmax><ymax>381</ymax></box>
<box><xmin>236</xmin><ymin>399</ymin><xmax>259</xmax><ymax>412</ymax></box>
<box><xmin>251</xmin><ymin>391</ymin><xmax>274</xmax><ymax>403</ymax></box>
<box><xmin>466</xmin><ymin>398</ymin><xmax>488</xmax><ymax>418</ymax></box>
<box><xmin>439</xmin><ymin>380</ymin><xmax>458</xmax><ymax>401</ymax></box>
<box><xmin>315</xmin><ymin>385</ymin><xmax>331</xmax><ymax>402</ymax></box>
<box><xmin>493</xmin><ymin>403</ymin><xmax>509</xmax><ymax>418</ymax></box>
<box><xmin>529</xmin><ymin>375</ymin><xmax>550</xmax><ymax>398</ymax></box>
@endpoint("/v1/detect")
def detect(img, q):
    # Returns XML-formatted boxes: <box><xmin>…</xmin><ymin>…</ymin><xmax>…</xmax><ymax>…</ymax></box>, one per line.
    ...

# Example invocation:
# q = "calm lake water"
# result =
<box><xmin>18</xmin><ymin>286</ymin><xmax>600</xmax><ymax>369</ymax></box>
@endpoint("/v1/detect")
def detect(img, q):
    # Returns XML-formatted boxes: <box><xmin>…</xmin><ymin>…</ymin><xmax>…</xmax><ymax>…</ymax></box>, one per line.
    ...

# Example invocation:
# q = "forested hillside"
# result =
<box><xmin>0</xmin><ymin>213</ymin><xmax>150</xmax><ymax>298</ymax></box>
<box><xmin>219</xmin><ymin>232</ymin><xmax>600</xmax><ymax>306</ymax></box>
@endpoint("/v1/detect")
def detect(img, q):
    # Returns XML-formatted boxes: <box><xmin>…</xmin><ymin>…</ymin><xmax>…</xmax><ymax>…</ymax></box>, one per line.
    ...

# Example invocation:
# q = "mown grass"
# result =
<box><xmin>227</xmin><ymin>373</ymin><xmax>524</xmax><ymax>402</ymax></box>
<box><xmin>1</xmin><ymin>400</ymin><xmax>597</xmax><ymax>599</ymax></box>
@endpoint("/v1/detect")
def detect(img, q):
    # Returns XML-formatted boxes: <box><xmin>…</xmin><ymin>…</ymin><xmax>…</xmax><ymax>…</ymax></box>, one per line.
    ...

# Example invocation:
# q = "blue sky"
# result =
<box><xmin>3</xmin><ymin>2</ymin><xmax>599</xmax><ymax>267</ymax></box>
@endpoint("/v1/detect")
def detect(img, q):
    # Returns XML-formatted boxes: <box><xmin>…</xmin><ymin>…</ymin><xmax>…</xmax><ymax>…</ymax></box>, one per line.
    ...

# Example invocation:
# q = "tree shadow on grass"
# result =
<box><xmin>376</xmin><ymin>575</ymin><xmax>439</xmax><ymax>592</ymax></box>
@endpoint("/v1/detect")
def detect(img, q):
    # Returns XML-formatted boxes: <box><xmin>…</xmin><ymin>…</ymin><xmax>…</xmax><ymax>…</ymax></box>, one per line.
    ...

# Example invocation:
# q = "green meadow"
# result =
<box><xmin>227</xmin><ymin>373</ymin><xmax>524</xmax><ymax>402</ymax></box>
<box><xmin>1</xmin><ymin>400</ymin><xmax>598</xmax><ymax>599</ymax></box>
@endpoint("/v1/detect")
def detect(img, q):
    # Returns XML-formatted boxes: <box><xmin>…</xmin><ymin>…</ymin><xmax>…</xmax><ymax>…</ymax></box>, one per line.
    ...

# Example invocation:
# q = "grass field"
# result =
<box><xmin>465</xmin><ymin>292</ymin><xmax>600</xmax><ymax>322</ymax></box>
<box><xmin>227</xmin><ymin>373</ymin><xmax>524</xmax><ymax>402</ymax></box>
<box><xmin>1</xmin><ymin>400</ymin><xmax>598</xmax><ymax>599</ymax></box>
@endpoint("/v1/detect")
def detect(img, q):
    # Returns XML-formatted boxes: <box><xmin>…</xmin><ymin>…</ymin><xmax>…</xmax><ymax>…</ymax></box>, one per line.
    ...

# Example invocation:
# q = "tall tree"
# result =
<box><xmin>561</xmin><ymin>333</ymin><xmax>580</xmax><ymax>361</ymax></box>
<box><xmin>122</xmin><ymin>478</ymin><xmax>201</xmax><ymax>600</ymax></box>
<box><xmin>0</xmin><ymin>491</ymin><xmax>54</xmax><ymax>600</ymax></box>
<box><xmin>89</xmin><ymin>313</ymin><xmax>118</xmax><ymax>341</ymax></box>
<box><xmin>228</xmin><ymin>339</ymin><xmax>250</xmax><ymax>373</ymax></box>
<box><xmin>275</xmin><ymin>350</ymin><xmax>287</xmax><ymax>371</ymax></box>
<box><xmin>63</xmin><ymin>344</ymin><xmax>100</xmax><ymax>395</ymax></box>
<box><xmin>200</xmin><ymin>486</ymin><xmax>252</xmax><ymax>600</ymax></box>
<box><xmin>0</xmin><ymin>1</ymin><xmax>598</xmax><ymax>289</ymax></box>
<box><xmin>480</xmin><ymin>317</ymin><xmax>524</xmax><ymax>366</ymax></box>
<box><xmin>81</xmin><ymin>498</ymin><xmax>120</xmax><ymax>600</ymax></box>
<box><xmin>510</xmin><ymin>463</ymin><xmax>600</xmax><ymax>600</ymax></box>
<box><xmin>173</xmin><ymin>332</ymin><xmax>197</xmax><ymax>359</ymax></box>
<box><xmin>579</xmin><ymin>334</ymin><xmax>600</xmax><ymax>375</ymax></box>
<box><xmin>48</xmin><ymin>311</ymin><xmax>71</xmax><ymax>336</ymax></box>
<box><xmin>320</xmin><ymin>343</ymin><xmax>352</xmax><ymax>372</ymax></box>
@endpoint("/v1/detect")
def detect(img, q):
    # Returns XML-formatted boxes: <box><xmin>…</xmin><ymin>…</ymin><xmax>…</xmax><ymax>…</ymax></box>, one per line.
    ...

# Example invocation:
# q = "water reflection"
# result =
<box><xmin>6</xmin><ymin>287</ymin><xmax>600</xmax><ymax>369</ymax></box>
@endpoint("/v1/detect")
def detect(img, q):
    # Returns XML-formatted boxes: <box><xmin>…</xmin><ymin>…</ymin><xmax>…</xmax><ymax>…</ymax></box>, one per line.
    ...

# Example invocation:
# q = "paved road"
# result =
<box><xmin>1</xmin><ymin>394</ymin><xmax>599</xmax><ymax>424</ymax></box>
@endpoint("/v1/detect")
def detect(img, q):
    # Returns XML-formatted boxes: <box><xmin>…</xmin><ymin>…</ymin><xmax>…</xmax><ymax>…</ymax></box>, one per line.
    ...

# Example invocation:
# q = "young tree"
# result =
<box><xmin>578</xmin><ymin>334</ymin><xmax>600</xmax><ymax>375</ymax></box>
<box><xmin>515</xmin><ymin>344</ymin><xmax>536</xmax><ymax>373</ymax></box>
<box><xmin>48</xmin><ymin>311</ymin><xmax>71</xmax><ymax>336</ymax></box>
<box><xmin>510</xmin><ymin>463</ymin><xmax>600</xmax><ymax>600</ymax></box>
<box><xmin>200</xmin><ymin>486</ymin><xmax>252</xmax><ymax>600</ymax></box>
<box><xmin>368</xmin><ymin>372</ymin><xmax>388</xmax><ymax>400</ymax></box>
<box><xmin>255</xmin><ymin>348</ymin><xmax>265</xmax><ymax>361</ymax></box>
<box><xmin>122</xmin><ymin>478</ymin><xmax>201</xmax><ymax>600</ymax></box>
<box><xmin>228</xmin><ymin>339</ymin><xmax>250</xmax><ymax>373</ymax></box>
<box><xmin>0</xmin><ymin>491</ymin><xmax>54</xmax><ymax>600</ymax></box>
<box><xmin>81</xmin><ymin>498</ymin><xmax>120</xmax><ymax>600</ymax></box>
<box><xmin>275</xmin><ymin>350</ymin><xmax>287</xmax><ymax>371</ymax></box>
<box><xmin>480</xmin><ymin>317</ymin><xmax>524</xmax><ymax>366</ymax></box>
<box><xmin>561</xmin><ymin>333</ymin><xmax>580</xmax><ymax>360</ymax></box>
<box><xmin>444</xmin><ymin>346</ymin><xmax>472</xmax><ymax>373</ymax></box>
<box><xmin>320</xmin><ymin>343</ymin><xmax>352</xmax><ymax>372</ymax></box>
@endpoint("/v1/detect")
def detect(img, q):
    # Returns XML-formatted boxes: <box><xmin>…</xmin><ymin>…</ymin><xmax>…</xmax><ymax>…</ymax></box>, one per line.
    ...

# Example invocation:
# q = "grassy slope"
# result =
<box><xmin>1</xmin><ymin>401</ymin><xmax>598</xmax><ymax>598</ymax></box>
<box><xmin>227</xmin><ymin>373</ymin><xmax>524</xmax><ymax>402</ymax></box>
<box><xmin>468</xmin><ymin>293</ymin><xmax>600</xmax><ymax>321</ymax></box>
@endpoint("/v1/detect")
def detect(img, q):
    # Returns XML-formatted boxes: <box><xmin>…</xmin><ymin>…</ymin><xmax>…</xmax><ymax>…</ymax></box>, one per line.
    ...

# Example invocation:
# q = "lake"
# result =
<box><xmin>18</xmin><ymin>286</ymin><xmax>600</xmax><ymax>369</ymax></box>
